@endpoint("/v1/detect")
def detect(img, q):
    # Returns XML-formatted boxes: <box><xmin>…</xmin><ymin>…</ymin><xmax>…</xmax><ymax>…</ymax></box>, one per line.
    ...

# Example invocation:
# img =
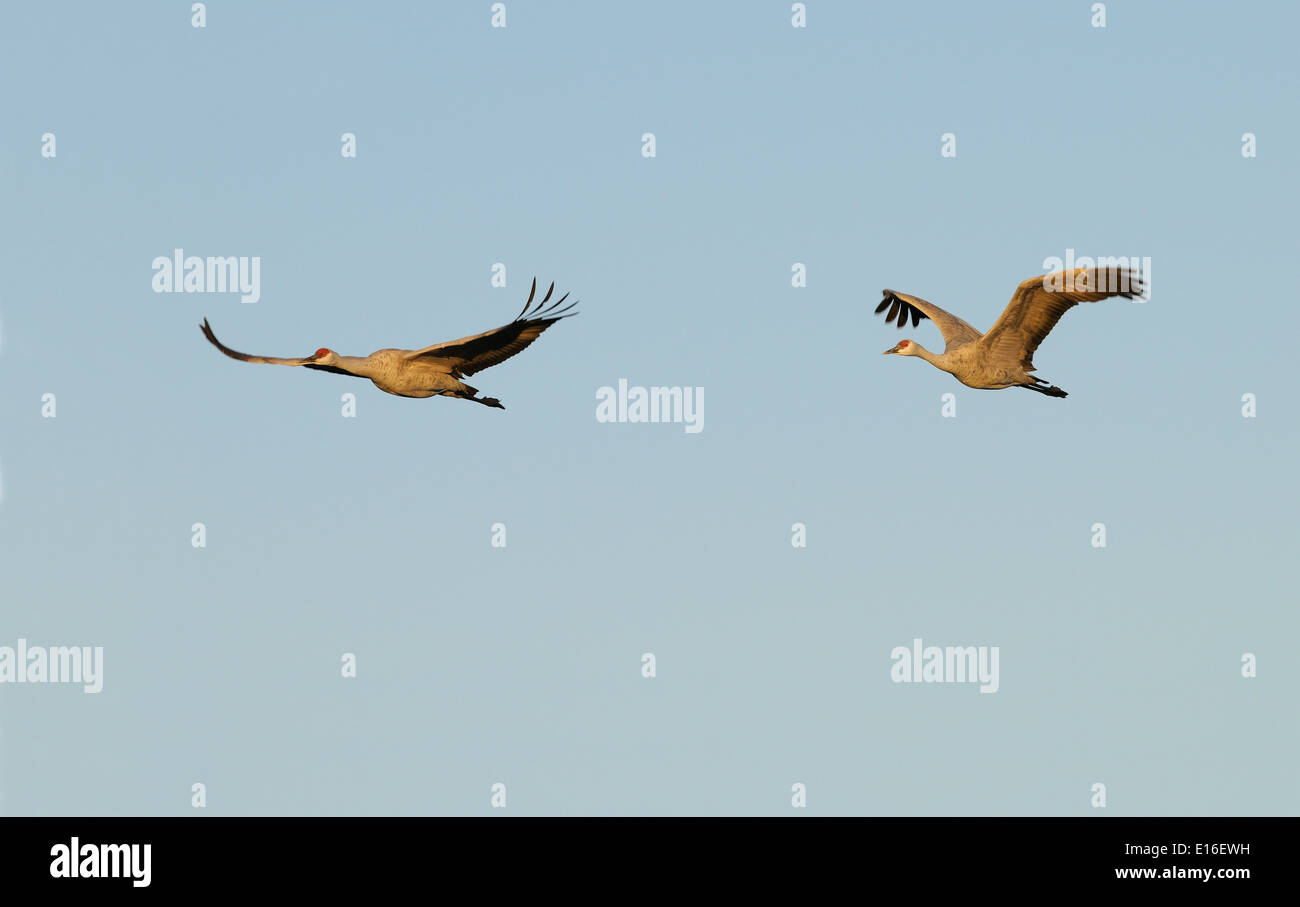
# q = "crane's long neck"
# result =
<box><xmin>910</xmin><ymin>343</ymin><xmax>951</xmax><ymax>373</ymax></box>
<box><xmin>335</xmin><ymin>355</ymin><xmax>377</xmax><ymax>378</ymax></box>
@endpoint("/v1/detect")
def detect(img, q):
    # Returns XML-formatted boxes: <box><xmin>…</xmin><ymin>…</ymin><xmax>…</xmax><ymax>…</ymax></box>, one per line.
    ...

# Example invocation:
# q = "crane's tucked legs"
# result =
<box><xmin>1018</xmin><ymin>381</ymin><xmax>1068</xmax><ymax>398</ymax></box>
<box><xmin>461</xmin><ymin>392</ymin><xmax>505</xmax><ymax>409</ymax></box>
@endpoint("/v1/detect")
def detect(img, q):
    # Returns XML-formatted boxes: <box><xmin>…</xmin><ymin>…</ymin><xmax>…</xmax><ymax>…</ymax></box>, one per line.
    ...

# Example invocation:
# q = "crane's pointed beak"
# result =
<box><xmin>883</xmin><ymin>344</ymin><xmax>900</xmax><ymax>355</ymax></box>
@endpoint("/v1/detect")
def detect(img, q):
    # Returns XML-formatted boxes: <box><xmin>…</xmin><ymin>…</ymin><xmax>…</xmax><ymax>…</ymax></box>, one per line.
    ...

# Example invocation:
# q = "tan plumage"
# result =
<box><xmin>877</xmin><ymin>268</ymin><xmax>1144</xmax><ymax>397</ymax></box>
<box><xmin>200</xmin><ymin>278</ymin><xmax>577</xmax><ymax>408</ymax></box>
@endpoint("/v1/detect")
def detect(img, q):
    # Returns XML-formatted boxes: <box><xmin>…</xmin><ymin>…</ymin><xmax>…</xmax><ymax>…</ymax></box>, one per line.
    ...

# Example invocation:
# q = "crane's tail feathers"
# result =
<box><xmin>1020</xmin><ymin>382</ymin><xmax>1068</xmax><ymax>398</ymax></box>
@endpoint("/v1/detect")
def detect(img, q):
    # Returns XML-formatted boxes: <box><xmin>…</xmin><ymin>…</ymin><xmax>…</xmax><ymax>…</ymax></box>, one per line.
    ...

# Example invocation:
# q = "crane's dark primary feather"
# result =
<box><xmin>876</xmin><ymin>290</ymin><xmax>932</xmax><ymax>330</ymax></box>
<box><xmin>513</xmin><ymin>277</ymin><xmax>577</xmax><ymax>323</ymax></box>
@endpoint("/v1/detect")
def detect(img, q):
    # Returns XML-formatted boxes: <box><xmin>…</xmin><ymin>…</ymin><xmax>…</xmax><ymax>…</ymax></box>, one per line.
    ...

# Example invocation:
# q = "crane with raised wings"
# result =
<box><xmin>876</xmin><ymin>267</ymin><xmax>1144</xmax><ymax>397</ymax></box>
<box><xmin>200</xmin><ymin>278</ymin><xmax>577</xmax><ymax>408</ymax></box>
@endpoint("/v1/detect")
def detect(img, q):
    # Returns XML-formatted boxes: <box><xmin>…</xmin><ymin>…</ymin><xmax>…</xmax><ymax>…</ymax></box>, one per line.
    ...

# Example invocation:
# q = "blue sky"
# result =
<box><xmin>0</xmin><ymin>1</ymin><xmax>1296</xmax><ymax>815</ymax></box>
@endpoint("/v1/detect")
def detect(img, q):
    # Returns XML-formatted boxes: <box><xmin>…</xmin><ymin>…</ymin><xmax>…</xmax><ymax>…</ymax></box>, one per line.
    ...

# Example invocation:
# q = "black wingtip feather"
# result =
<box><xmin>875</xmin><ymin>289</ymin><xmax>933</xmax><ymax>331</ymax></box>
<box><xmin>513</xmin><ymin>278</ymin><xmax>540</xmax><ymax>321</ymax></box>
<box><xmin>513</xmin><ymin>280</ymin><xmax>580</xmax><ymax>323</ymax></box>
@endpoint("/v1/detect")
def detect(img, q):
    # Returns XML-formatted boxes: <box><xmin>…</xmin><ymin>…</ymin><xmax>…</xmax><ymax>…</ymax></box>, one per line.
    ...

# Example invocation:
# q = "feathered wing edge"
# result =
<box><xmin>405</xmin><ymin>277</ymin><xmax>579</xmax><ymax>377</ymax></box>
<box><xmin>200</xmin><ymin>319</ymin><xmax>360</xmax><ymax>377</ymax></box>
<box><xmin>981</xmin><ymin>268</ymin><xmax>1145</xmax><ymax>371</ymax></box>
<box><xmin>200</xmin><ymin>318</ymin><xmax>314</xmax><ymax>366</ymax></box>
<box><xmin>874</xmin><ymin>289</ymin><xmax>983</xmax><ymax>351</ymax></box>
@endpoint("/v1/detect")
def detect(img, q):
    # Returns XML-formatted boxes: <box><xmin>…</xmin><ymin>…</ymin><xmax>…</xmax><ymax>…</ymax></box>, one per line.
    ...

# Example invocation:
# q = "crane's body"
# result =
<box><xmin>201</xmin><ymin>278</ymin><xmax>577</xmax><ymax>408</ymax></box>
<box><xmin>877</xmin><ymin>268</ymin><xmax>1144</xmax><ymax>398</ymax></box>
<box><xmin>299</xmin><ymin>348</ymin><xmax>477</xmax><ymax>399</ymax></box>
<box><xmin>897</xmin><ymin>341</ymin><xmax>1024</xmax><ymax>391</ymax></box>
